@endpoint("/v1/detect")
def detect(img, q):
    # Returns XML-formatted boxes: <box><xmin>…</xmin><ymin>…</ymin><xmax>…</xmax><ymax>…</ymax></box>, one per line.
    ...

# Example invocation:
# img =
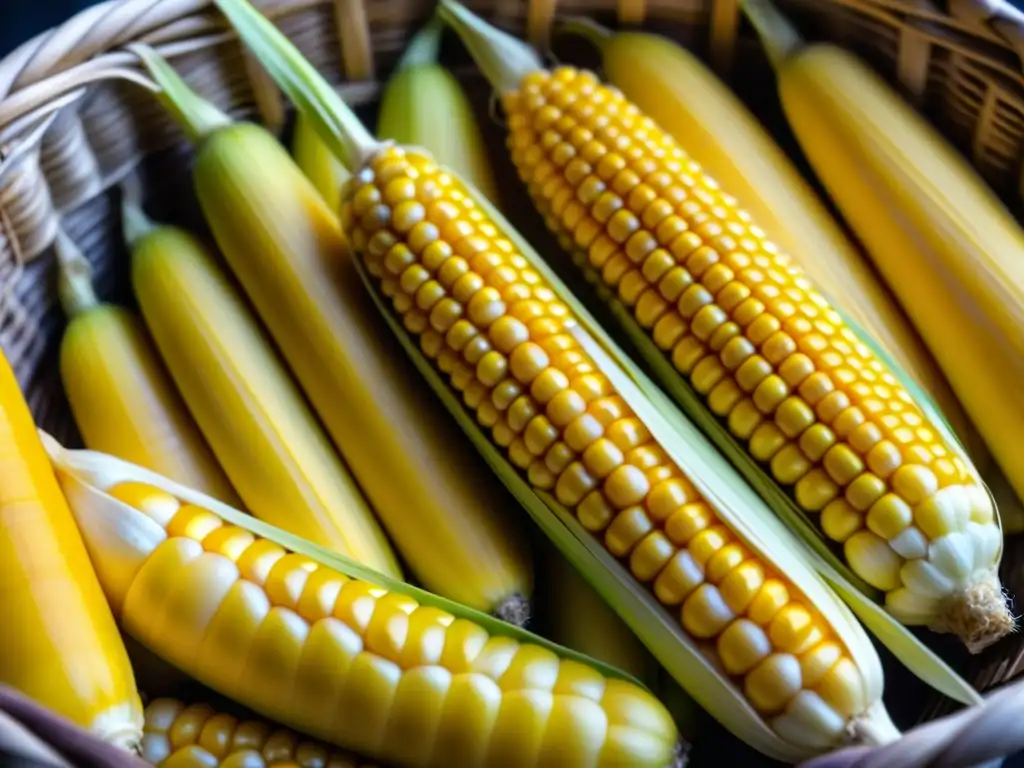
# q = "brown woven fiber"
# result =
<box><xmin>4</xmin><ymin>0</ymin><xmax>1024</xmax><ymax>762</ymax></box>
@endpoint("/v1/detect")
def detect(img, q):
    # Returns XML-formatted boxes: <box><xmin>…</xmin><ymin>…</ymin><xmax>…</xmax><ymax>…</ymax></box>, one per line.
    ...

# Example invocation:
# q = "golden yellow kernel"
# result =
<box><xmin>671</xmin><ymin>336</ymin><xmax>707</xmax><ymax>374</ymax></box>
<box><xmin>892</xmin><ymin>465</ymin><xmax>939</xmax><ymax>505</ymax></box>
<box><xmin>605</xmin><ymin>505</ymin><xmax>654</xmax><ymax>556</ymax></box>
<box><xmin>658</xmin><ymin>266</ymin><xmax>695</xmax><ymax>303</ymax></box>
<box><xmin>735</xmin><ymin>355</ymin><xmax>772</xmax><ymax>393</ymax></box>
<box><xmin>799</xmin><ymin>641</ymin><xmax>843</xmax><ymax>687</ymax></box>
<box><xmin>774</xmin><ymin>397</ymin><xmax>816</xmax><ymax>439</ymax></box>
<box><xmin>719</xmin><ymin>561</ymin><xmax>766</xmax><ymax>615</ymax></box>
<box><xmin>507</xmin><ymin>342</ymin><xmax>550</xmax><ymax>385</ymax></box>
<box><xmin>718</xmin><ymin>618</ymin><xmax>771</xmax><ymax>675</ymax></box>
<box><xmin>795</xmin><ymin>469</ymin><xmax>839</xmax><ymax>512</ymax></box>
<box><xmin>652</xmin><ymin>313</ymin><xmax>687</xmax><ymax>350</ymax></box>
<box><xmin>728</xmin><ymin>398</ymin><xmax>763</xmax><ymax>439</ymax></box>
<box><xmin>747</xmin><ymin>579</ymin><xmax>790</xmax><ymax>626</ymax></box>
<box><xmin>705</xmin><ymin>543</ymin><xmax>748</xmax><ymax>584</ymax></box>
<box><xmin>682</xmin><ymin>584</ymin><xmax>735</xmax><ymax>639</ymax></box>
<box><xmin>845</xmin><ymin>473</ymin><xmax>886</xmax><ymax>512</ymax></box>
<box><xmin>555</xmin><ymin>462</ymin><xmax>597</xmax><ymax>508</ymax></box>
<box><xmin>630</xmin><ymin>531</ymin><xmax>677</xmax><ymax>582</ymax></box>
<box><xmin>798</xmin><ymin>424</ymin><xmax>836</xmax><ymax>463</ymax></box>
<box><xmin>769</xmin><ymin>605</ymin><xmax>823</xmax><ymax>655</ymax></box>
<box><xmin>653</xmin><ymin>549</ymin><xmax>704</xmax><ymax>605</ymax></box>
<box><xmin>822</xmin><ymin>445</ymin><xmax>865</xmax><ymax>486</ymax></box>
<box><xmin>547</xmin><ymin>388</ymin><xmax>587</xmax><ymax>428</ymax></box>
<box><xmin>577</xmin><ymin>490</ymin><xmax>614</xmax><ymax>532</ymax></box>
<box><xmin>707</xmin><ymin>378</ymin><xmax>743</xmax><ymax>416</ymax></box>
<box><xmin>745</xmin><ymin>654</ymin><xmax>802</xmax><ymax>714</ymax></box>
<box><xmin>816</xmin><ymin>391</ymin><xmax>851</xmax><ymax>424</ymax></box>
<box><xmin>820</xmin><ymin>499</ymin><xmax>863</xmax><ymax>543</ymax></box>
<box><xmin>866</xmin><ymin>494</ymin><xmax>912</xmax><ymax>540</ymax></box>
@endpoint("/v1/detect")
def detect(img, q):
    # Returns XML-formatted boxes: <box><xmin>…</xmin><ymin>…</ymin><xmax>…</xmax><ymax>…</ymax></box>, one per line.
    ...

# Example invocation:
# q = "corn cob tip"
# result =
<box><xmin>933</xmin><ymin>574</ymin><xmax>1015</xmax><ymax>654</ymax></box>
<box><xmin>492</xmin><ymin>591</ymin><xmax>531</xmax><ymax>626</ymax></box>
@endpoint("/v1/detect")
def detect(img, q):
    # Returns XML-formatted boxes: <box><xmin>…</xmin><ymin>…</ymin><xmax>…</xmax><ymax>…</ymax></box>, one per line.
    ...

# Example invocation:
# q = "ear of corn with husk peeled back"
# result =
<box><xmin>55</xmin><ymin>227</ymin><xmax>240</xmax><ymax>508</ymax></box>
<box><xmin>133</xmin><ymin>44</ymin><xmax>532</xmax><ymax>619</ymax></box>
<box><xmin>142</xmin><ymin>697</ymin><xmax>383</xmax><ymax>767</ymax></box>
<box><xmin>203</xmin><ymin>0</ymin><xmax>912</xmax><ymax>759</ymax></box>
<box><xmin>125</xmin><ymin>200</ymin><xmax>400</xmax><ymax>577</ymax></box>
<box><xmin>436</xmin><ymin>0</ymin><xmax>1010</xmax><ymax>658</ymax></box>
<box><xmin>0</xmin><ymin>351</ymin><xmax>143</xmax><ymax>749</ymax></box>
<box><xmin>738</xmin><ymin>0</ymin><xmax>1024</xmax><ymax>539</ymax></box>
<box><xmin>42</xmin><ymin>437</ymin><xmax>681</xmax><ymax>768</ymax></box>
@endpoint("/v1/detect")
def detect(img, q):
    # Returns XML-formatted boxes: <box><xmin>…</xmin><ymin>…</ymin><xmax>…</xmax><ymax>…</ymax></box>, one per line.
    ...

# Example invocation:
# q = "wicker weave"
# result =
<box><xmin>3</xmin><ymin>0</ymin><xmax>1024</xmax><ymax>761</ymax></box>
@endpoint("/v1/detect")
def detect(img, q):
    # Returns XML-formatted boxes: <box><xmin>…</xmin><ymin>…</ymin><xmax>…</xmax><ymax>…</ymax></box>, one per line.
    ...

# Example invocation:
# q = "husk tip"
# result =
<box><xmin>938</xmin><ymin>574</ymin><xmax>1016</xmax><ymax>654</ymax></box>
<box><xmin>493</xmin><ymin>592</ymin><xmax>531</xmax><ymax>627</ymax></box>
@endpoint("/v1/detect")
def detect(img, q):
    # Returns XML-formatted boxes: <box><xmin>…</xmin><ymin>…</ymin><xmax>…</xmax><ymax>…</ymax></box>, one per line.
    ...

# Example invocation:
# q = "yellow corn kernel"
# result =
<box><xmin>717</xmin><ymin>619</ymin><xmax>771</xmax><ymax>675</ymax></box>
<box><xmin>744</xmin><ymin>654</ymin><xmax>802</xmax><ymax>714</ymax></box>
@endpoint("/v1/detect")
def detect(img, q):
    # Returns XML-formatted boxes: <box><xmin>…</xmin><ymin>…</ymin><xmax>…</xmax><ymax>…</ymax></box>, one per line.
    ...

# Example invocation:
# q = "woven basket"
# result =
<box><xmin>4</xmin><ymin>0</ymin><xmax>1024</xmax><ymax>763</ymax></box>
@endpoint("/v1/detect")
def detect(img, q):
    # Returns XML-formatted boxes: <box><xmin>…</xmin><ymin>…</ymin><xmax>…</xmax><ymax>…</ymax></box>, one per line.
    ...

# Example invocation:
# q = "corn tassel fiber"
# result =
<box><xmin>0</xmin><ymin>352</ymin><xmax>143</xmax><ymax>748</ymax></box>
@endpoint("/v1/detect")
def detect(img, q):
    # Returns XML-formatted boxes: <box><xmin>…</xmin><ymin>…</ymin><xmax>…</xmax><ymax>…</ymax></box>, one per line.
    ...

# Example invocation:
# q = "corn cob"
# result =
<box><xmin>125</xmin><ymin>205</ymin><xmax>400</xmax><ymax>578</ymax></box>
<box><xmin>559</xmin><ymin>20</ymin><xmax>985</xmax><ymax>463</ymax></box>
<box><xmin>739</xmin><ymin>0</ymin><xmax>1024</xmax><ymax>537</ymax></box>
<box><xmin>545</xmin><ymin>549</ymin><xmax>656</xmax><ymax>684</ymax></box>
<box><xmin>142</xmin><ymin>698</ymin><xmax>381</xmax><ymax>767</ymax></box>
<box><xmin>134</xmin><ymin>47</ymin><xmax>530</xmax><ymax>618</ymax></box>
<box><xmin>439</xmin><ymin>0</ymin><xmax>1010</xmax><ymax>652</ymax></box>
<box><xmin>44</xmin><ymin>442</ymin><xmax>681</xmax><ymax>768</ymax></box>
<box><xmin>0</xmin><ymin>351</ymin><xmax>143</xmax><ymax>748</ymax></box>
<box><xmin>377</xmin><ymin>19</ymin><xmax>499</xmax><ymax>205</ymax></box>
<box><xmin>208</xmin><ymin>0</ymin><xmax>900</xmax><ymax>756</ymax></box>
<box><xmin>292</xmin><ymin>111</ymin><xmax>351</xmax><ymax>213</ymax></box>
<box><xmin>55</xmin><ymin>225</ymin><xmax>239</xmax><ymax>508</ymax></box>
